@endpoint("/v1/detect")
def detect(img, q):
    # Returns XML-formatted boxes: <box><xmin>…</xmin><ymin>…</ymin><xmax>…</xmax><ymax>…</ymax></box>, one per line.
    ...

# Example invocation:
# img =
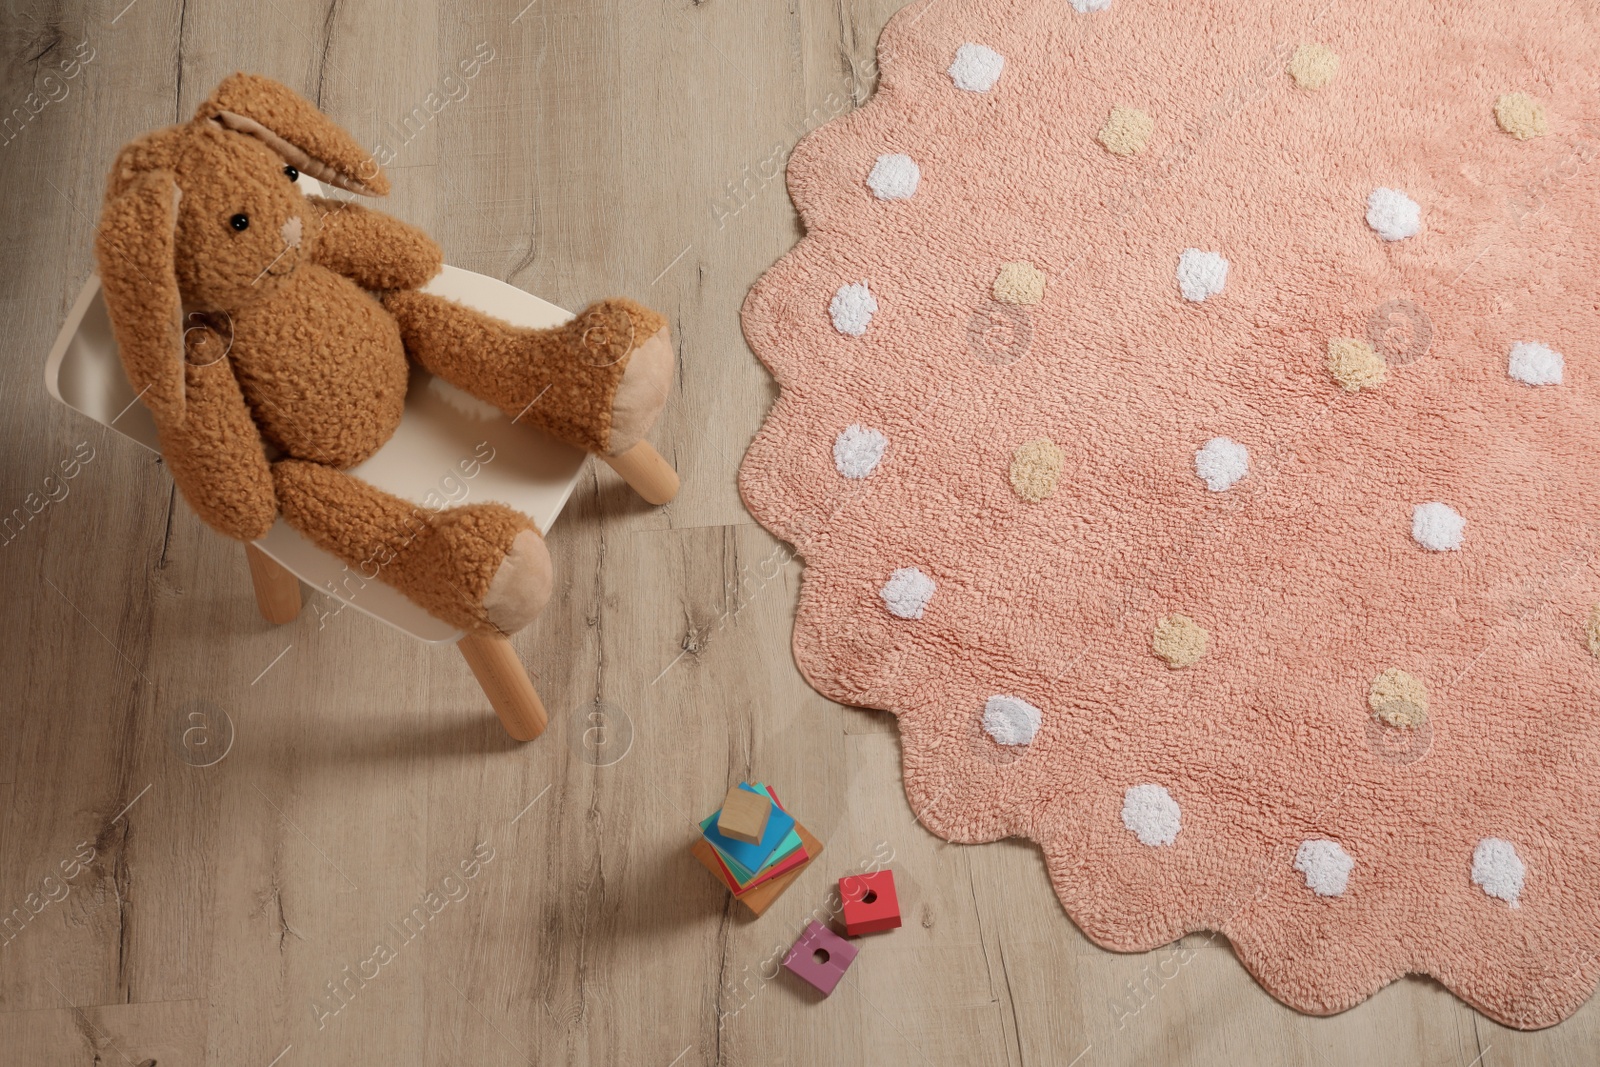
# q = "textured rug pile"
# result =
<box><xmin>739</xmin><ymin>0</ymin><xmax>1600</xmax><ymax>1028</ymax></box>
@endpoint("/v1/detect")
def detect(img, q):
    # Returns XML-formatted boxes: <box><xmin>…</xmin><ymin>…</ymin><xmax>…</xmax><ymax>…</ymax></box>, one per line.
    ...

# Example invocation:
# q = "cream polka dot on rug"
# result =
<box><xmin>949</xmin><ymin>43</ymin><xmax>1005</xmax><ymax>92</ymax></box>
<box><xmin>1294</xmin><ymin>839</ymin><xmax>1354</xmax><ymax>897</ymax></box>
<box><xmin>1153</xmin><ymin>614</ymin><xmax>1208</xmax><ymax>668</ymax></box>
<box><xmin>1327</xmin><ymin>338</ymin><xmax>1387</xmax><ymax>392</ymax></box>
<box><xmin>834</xmin><ymin>424</ymin><xmax>888</xmax><ymax>479</ymax></box>
<box><xmin>1286</xmin><ymin>43</ymin><xmax>1339</xmax><ymax>90</ymax></box>
<box><xmin>879</xmin><ymin>567</ymin><xmax>936</xmax><ymax>619</ymax></box>
<box><xmin>1122</xmin><ymin>785</ymin><xmax>1181</xmax><ymax>846</ymax></box>
<box><xmin>1367</xmin><ymin>188</ymin><xmax>1421</xmax><ymax>241</ymax></box>
<box><xmin>830</xmin><ymin>282</ymin><xmax>878</xmax><ymax>336</ymax></box>
<box><xmin>1010</xmin><ymin>438</ymin><xmax>1065</xmax><ymax>502</ymax></box>
<box><xmin>1071</xmin><ymin>0</ymin><xmax>1112</xmax><ymax>11</ymax></box>
<box><xmin>1587</xmin><ymin>605</ymin><xmax>1600</xmax><ymax>658</ymax></box>
<box><xmin>867</xmin><ymin>153</ymin><xmax>920</xmax><ymax>200</ymax></box>
<box><xmin>994</xmin><ymin>261</ymin><xmax>1047</xmax><ymax>305</ymax></box>
<box><xmin>1195</xmin><ymin>437</ymin><xmax>1248</xmax><ymax>492</ymax></box>
<box><xmin>1176</xmin><ymin>249</ymin><xmax>1228</xmax><ymax>303</ymax></box>
<box><xmin>1496</xmin><ymin>93</ymin><xmax>1549</xmax><ymax>139</ymax></box>
<box><xmin>1473</xmin><ymin>837</ymin><xmax>1526</xmax><ymax>907</ymax></box>
<box><xmin>1098</xmin><ymin>105</ymin><xmax>1154</xmax><ymax>156</ymax></box>
<box><xmin>1509</xmin><ymin>341</ymin><xmax>1564</xmax><ymax>385</ymax></box>
<box><xmin>1369</xmin><ymin>668</ymin><xmax>1428</xmax><ymax>727</ymax></box>
<box><xmin>1412</xmin><ymin>502</ymin><xmax>1465</xmax><ymax>552</ymax></box>
<box><xmin>983</xmin><ymin>694</ymin><xmax>1043</xmax><ymax>746</ymax></box>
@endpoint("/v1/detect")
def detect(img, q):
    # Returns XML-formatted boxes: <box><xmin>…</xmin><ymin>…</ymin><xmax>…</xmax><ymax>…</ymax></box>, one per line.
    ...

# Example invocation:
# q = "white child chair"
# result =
<box><xmin>44</xmin><ymin>180</ymin><xmax>652</xmax><ymax>740</ymax></box>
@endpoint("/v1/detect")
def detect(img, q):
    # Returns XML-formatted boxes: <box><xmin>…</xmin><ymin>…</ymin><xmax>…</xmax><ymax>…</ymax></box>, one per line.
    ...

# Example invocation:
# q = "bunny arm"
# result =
<box><xmin>307</xmin><ymin>196</ymin><xmax>442</xmax><ymax>292</ymax></box>
<box><xmin>154</xmin><ymin>323</ymin><xmax>279</xmax><ymax>542</ymax></box>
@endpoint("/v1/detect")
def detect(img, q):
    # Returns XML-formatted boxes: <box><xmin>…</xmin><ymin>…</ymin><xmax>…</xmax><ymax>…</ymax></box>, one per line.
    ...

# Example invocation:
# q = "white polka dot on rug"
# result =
<box><xmin>1294</xmin><ymin>839</ymin><xmax>1354</xmax><ymax>897</ymax></box>
<box><xmin>833</xmin><ymin>424</ymin><xmax>888</xmax><ymax>479</ymax></box>
<box><xmin>867</xmin><ymin>153</ymin><xmax>920</xmax><ymax>200</ymax></box>
<box><xmin>1121</xmin><ymin>784</ymin><xmax>1181</xmax><ymax>846</ymax></box>
<box><xmin>982</xmin><ymin>694</ymin><xmax>1042</xmax><ymax>746</ymax></box>
<box><xmin>1194</xmin><ymin>436</ymin><xmax>1249</xmax><ymax>492</ymax></box>
<box><xmin>948</xmin><ymin>43</ymin><xmax>1004</xmax><ymax>93</ymax></box>
<box><xmin>1071</xmin><ymin>0</ymin><xmax>1112</xmax><ymax>10</ymax></box>
<box><xmin>1412</xmin><ymin>502</ymin><xmax>1465</xmax><ymax>551</ymax></box>
<box><xmin>830</xmin><ymin>282</ymin><xmax>878</xmax><ymax>336</ymax></box>
<box><xmin>1508</xmin><ymin>341</ymin><xmax>1564</xmax><ymax>385</ymax></box>
<box><xmin>879</xmin><ymin>567</ymin><xmax>936</xmax><ymax>619</ymax></box>
<box><xmin>1472</xmin><ymin>837</ymin><xmax>1526</xmax><ymax>907</ymax></box>
<box><xmin>1176</xmin><ymin>249</ymin><xmax>1229</xmax><ymax>303</ymax></box>
<box><xmin>1367</xmin><ymin>187</ymin><xmax>1421</xmax><ymax>241</ymax></box>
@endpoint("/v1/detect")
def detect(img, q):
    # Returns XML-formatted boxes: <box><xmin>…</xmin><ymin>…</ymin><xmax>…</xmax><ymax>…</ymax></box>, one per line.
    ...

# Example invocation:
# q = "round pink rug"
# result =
<box><xmin>739</xmin><ymin>0</ymin><xmax>1600</xmax><ymax>1028</ymax></box>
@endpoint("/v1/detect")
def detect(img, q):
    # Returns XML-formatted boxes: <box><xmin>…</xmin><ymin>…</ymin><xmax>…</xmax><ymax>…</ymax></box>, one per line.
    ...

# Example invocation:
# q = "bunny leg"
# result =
<box><xmin>271</xmin><ymin>459</ymin><xmax>550</xmax><ymax>635</ymax></box>
<box><xmin>383</xmin><ymin>291</ymin><xmax>673</xmax><ymax>458</ymax></box>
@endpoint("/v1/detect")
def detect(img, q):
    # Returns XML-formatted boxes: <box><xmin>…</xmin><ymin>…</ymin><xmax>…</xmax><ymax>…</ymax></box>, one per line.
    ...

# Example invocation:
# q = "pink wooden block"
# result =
<box><xmin>781</xmin><ymin>920</ymin><xmax>858</xmax><ymax>995</ymax></box>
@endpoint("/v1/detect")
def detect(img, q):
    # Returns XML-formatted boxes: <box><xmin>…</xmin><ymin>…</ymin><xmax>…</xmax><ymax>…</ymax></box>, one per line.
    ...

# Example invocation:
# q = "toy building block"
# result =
<box><xmin>691</xmin><ymin>823</ymin><xmax>824</xmax><ymax>917</ymax></box>
<box><xmin>716</xmin><ymin>784</ymin><xmax>772</xmax><ymax>845</ymax></box>
<box><xmin>701</xmin><ymin>786</ymin><xmax>796</xmax><ymax>873</ymax></box>
<box><xmin>782</xmin><ymin>920</ymin><xmax>858</xmax><ymax>996</ymax></box>
<box><xmin>840</xmin><ymin>870</ymin><xmax>902</xmax><ymax>936</ymax></box>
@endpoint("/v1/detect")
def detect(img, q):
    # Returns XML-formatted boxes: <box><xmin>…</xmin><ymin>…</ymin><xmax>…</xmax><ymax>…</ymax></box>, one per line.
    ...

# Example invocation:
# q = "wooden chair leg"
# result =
<box><xmin>457</xmin><ymin>632</ymin><xmax>548</xmax><ymax>741</ymax></box>
<box><xmin>602</xmin><ymin>441</ymin><xmax>679</xmax><ymax>505</ymax></box>
<box><xmin>245</xmin><ymin>544</ymin><xmax>302</xmax><ymax>625</ymax></box>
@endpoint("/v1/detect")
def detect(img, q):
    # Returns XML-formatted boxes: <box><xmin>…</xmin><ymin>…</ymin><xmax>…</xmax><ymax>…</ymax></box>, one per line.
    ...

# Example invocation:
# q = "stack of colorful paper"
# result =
<box><xmin>692</xmin><ymin>783</ymin><xmax>822</xmax><ymax>915</ymax></box>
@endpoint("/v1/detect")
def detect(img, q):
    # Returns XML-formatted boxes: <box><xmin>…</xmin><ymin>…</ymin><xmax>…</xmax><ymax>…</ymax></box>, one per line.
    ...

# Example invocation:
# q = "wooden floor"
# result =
<box><xmin>0</xmin><ymin>2</ymin><xmax>1594</xmax><ymax>1063</ymax></box>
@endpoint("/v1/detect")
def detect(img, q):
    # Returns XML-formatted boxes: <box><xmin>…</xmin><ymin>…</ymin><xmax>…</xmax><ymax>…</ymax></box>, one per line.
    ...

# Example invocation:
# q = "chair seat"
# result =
<box><xmin>45</xmin><ymin>237</ymin><xmax>587</xmax><ymax>643</ymax></box>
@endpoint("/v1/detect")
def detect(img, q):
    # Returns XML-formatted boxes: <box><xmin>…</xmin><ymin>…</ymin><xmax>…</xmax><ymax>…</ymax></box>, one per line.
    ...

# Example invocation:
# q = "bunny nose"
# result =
<box><xmin>280</xmin><ymin>216</ymin><xmax>303</xmax><ymax>248</ymax></box>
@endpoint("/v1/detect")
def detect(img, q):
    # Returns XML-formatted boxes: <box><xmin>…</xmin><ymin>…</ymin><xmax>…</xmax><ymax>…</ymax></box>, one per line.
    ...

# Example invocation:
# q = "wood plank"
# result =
<box><xmin>0</xmin><ymin>997</ymin><xmax>206</xmax><ymax>1067</ymax></box>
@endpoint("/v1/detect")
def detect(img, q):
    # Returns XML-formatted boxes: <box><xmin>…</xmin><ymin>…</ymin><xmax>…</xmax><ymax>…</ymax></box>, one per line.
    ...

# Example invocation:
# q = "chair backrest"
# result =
<box><xmin>44</xmin><ymin>181</ymin><xmax>587</xmax><ymax>643</ymax></box>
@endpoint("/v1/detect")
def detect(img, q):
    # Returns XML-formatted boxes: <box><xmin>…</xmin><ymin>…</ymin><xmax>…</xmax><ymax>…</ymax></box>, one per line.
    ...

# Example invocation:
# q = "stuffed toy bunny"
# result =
<box><xmin>94</xmin><ymin>74</ymin><xmax>673</xmax><ymax>636</ymax></box>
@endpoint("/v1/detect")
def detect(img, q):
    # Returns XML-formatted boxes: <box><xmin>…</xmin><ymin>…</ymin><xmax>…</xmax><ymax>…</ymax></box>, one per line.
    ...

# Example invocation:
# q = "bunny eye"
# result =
<box><xmin>283</xmin><ymin>165</ymin><xmax>298</xmax><ymax>182</ymax></box>
<box><xmin>229</xmin><ymin>213</ymin><xmax>250</xmax><ymax>232</ymax></box>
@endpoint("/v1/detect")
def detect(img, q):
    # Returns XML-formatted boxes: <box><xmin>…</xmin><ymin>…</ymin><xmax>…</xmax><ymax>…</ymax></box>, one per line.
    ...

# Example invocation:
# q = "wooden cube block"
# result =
<box><xmin>840</xmin><ymin>870</ymin><xmax>901</xmax><ymax>936</ymax></box>
<box><xmin>782</xmin><ymin>920</ymin><xmax>858</xmax><ymax>995</ymax></box>
<box><xmin>715</xmin><ymin>784</ymin><xmax>771</xmax><ymax>845</ymax></box>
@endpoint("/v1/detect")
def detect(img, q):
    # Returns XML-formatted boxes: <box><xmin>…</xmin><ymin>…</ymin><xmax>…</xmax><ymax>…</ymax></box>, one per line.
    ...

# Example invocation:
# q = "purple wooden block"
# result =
<box><xmin>781</xmin><ymin>920</ymin><xmax>858</xmax><ymax>995</ymax></box>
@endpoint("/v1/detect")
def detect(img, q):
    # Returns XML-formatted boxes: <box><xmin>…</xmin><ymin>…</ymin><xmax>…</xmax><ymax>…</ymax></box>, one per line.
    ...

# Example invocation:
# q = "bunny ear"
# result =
<box><xmin>94</xmin><ymin>168</ymin><xmax>186</xmax><ymax>423</ymax></box>
<box><xmin>198</xmin><ymin>73</ymin><xmax>389</xmax><ymax>196</ymax></box>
